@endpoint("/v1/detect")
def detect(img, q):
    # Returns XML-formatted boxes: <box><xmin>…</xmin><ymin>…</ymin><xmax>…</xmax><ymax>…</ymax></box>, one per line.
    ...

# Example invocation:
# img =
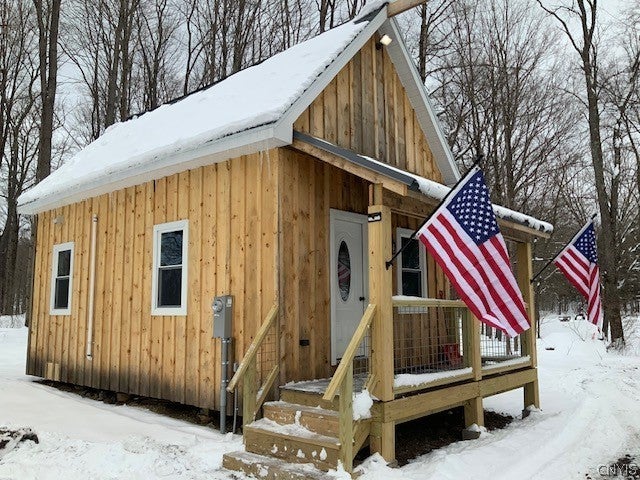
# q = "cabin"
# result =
<box><xmin>19</xmin><ymin>2</ymin><xmax>552</xmax><ymax>478</ymax></box>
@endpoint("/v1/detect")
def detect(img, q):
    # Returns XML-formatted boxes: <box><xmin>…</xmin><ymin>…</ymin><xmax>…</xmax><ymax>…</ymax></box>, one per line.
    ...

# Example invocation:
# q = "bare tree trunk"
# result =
<box><xmin>537</xmin><ymin>0</ymin><xmax>624</xmax><ymax>345</ymax></box>
<box><xmin>418</xmin><ymin>5</ymin><xmax>428</xmax><ymax>81</ymax></box>
<box><xmin>104</xmin><ymin>0</ymin><xmax>125</xmax><ymax>127</ymax></box>
<box><xmin>34</xmin><ymin>0</ymin><xmax>61</xmax><ymax>183</ymax></box>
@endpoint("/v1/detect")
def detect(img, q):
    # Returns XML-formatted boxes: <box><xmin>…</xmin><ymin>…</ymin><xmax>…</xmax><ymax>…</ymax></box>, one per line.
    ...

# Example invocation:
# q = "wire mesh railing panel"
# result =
<box><xmin>393</xmin><ymin>305</ymin><xmax>467</xmax><ymax>375</ymax></box>
<box><xmin>479</xmin><ymin>324</ymin><xmax>524</xmax><ymax>367</ymax></box>
<box><xmin>351</xmin><ymin>326</ymin><xmax>371</xmax><ymax>378</ymax></box>
<box><xmin>255</xmin><ymin>321</ymin><xmax>278</xmax><ymax>392</ymax></box>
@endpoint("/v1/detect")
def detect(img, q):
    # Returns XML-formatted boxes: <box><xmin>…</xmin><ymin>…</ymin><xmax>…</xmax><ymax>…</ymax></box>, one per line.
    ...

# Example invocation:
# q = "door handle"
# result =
<box><xmin>359</xmin><ymin>297</ymin><xmax>366</xmax><ymax>301</ymax></box>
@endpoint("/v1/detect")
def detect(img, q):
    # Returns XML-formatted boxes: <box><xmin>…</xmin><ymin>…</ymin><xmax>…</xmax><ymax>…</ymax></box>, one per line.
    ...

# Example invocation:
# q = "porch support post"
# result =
<box><xmin>463</xmin><ymin>308</ymin><xmax>484</xmax><ymax>434</ymax></box>
<box><xmin>370</xmin><ymin>420</ymin><xmax>395</xmax><ymax>463</ymax></box>
<box><xmin>463</xmin><ymin>396</ymin><xmax>484</xmax><ymax>430</ymax></box>
<box><xmin>368</xmin><ymin>184</ymin><xmax>395</xmax><ymax>462</ymax></box>
<box><xmin>463</xmin><ymin>309</ymin><xmax>482</xmax><ymax>381</ymax></box>
<box><xmin>516</xmin><ymin>241</ymin><xmax>540</xmax><ymax>410</ymax></box>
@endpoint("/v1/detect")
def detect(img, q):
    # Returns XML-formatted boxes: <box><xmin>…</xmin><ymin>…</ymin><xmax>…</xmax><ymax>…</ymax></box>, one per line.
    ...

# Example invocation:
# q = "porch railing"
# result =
<box><xmin>391</xmin><ymin>297</ymin><xmax>532</xmax><ymax>393</ymax></box>
<box><xmin>227</xmin><ymin>303</ymin><xmax>279</xmax><ymax>427</ymax></box>
<box><xmin>322</xmin><ymin>303</ymin><xmax>376</xmax><ymax>473</ymax></box>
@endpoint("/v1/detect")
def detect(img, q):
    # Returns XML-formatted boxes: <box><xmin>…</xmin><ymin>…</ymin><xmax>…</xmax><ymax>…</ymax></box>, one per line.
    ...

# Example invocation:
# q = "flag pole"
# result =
<box><xmin>529</xmin><ymin>213</ymin><xmax>598</xmax><ymax>284</ymax></box>
<box><xmin>385</xmin><ymin>153</ymin><xmax>484</xmax><ymax>270</ymax></box>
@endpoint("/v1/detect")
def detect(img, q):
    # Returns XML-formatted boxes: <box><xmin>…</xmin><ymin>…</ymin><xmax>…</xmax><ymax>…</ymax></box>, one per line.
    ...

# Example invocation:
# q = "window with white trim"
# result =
<box><xmin>152</xmin><ymin>220</ymin><xmax>188</xmax><ymax>316</ymax></box>
<box><xmin>50</xmin><ymin>242</ymin><xmax>74</xmax><ymax>315</ymax></box>
<box><xmin>396</xmin><ymin>228</ymin><xmax>428</xmax><ymax>298</ymax></box>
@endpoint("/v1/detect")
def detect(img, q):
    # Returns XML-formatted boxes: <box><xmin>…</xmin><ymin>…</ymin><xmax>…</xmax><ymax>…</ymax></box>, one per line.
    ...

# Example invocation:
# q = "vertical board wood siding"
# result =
<box><xmin>28</xmin><ymin>34</ymin><xmax>456</xmax><ymax>400</ymax></box>
<box><xmin>294</xmin><ymin>38</ymin><xmax>443</xmax><ymax>184</ymax></box>
<box><xmin>279</xmin><ymin>149</ymin><xmax>369</xmax><ymax>382</ymax></box>
<box><xmin>277</xmin><ymin>152</ymin><xmax>451</xmax><ymax>383</ymax></box>
<box><xmin>27</xmin><ymin>151</ymin><xmax>279</xmax><ymax>410</ymax></box>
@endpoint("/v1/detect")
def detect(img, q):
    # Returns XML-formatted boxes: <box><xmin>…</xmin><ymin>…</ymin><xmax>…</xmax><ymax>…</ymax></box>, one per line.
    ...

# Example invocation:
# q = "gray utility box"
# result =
<box><xmin>212</xmin><ymin>295</ymin><xmax>233</xmax><ymax>338</ymax></box>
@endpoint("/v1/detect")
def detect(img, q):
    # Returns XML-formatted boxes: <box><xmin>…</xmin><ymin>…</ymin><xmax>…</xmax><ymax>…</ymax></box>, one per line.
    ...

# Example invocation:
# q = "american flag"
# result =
<box><xmin>553</xmin><ymin>221</ymin><xmax>603</xmax><ymax>330</ymax></box>
<box><xmin>417</xmin><ymin>167</ymin><xmax>530</xmax><ymax>337</ymax></box>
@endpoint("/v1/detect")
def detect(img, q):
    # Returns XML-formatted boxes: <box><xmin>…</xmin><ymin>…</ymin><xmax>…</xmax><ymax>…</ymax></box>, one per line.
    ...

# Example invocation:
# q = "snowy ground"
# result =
<box><xmin>0</xmin><ymin>317</ymin><xmax>242</xmax><ymax>480</ymax></box>
<box><xmin>1</xmin><ymin>315</ymin><xmax>639</xmax><ymax>479</ymax></box>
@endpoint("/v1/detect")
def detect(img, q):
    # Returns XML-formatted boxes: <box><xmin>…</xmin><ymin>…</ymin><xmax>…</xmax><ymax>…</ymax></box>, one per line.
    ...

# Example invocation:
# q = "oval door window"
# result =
<box><xmin>338</xmin><ymin>240</ymin><xmax>351</xmax><ymax>301</ymax></box>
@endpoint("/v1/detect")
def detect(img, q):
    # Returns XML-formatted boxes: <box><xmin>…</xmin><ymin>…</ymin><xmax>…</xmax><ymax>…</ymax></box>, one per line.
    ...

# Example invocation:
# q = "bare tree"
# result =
<box><xmin>0</xmin><ymin>0</ymin><xmax>39</xmax><ymax>314</ymax></box>
<box><xmin>136</xmin><ymin>0</ymin><xmax>180</xmax><ymax>111</ymax></box>
<box><xmin>423</xmin><ymin>1</ymin><xmax>577</xmax><ymax>212</ymax></box>
<box><xmin>33</xmin><ymin>0</ymin><xmax>60</xmax><ymax>183</ymax></box>
<box><xmin>62</xmin><ymin>0</ymin><xmax>140</xmax><ymax>140</ymax></box>
<box><xmin>537</xmin><ymin>0</ymin><xmax>625</xmax><ymax>345</ymax></box>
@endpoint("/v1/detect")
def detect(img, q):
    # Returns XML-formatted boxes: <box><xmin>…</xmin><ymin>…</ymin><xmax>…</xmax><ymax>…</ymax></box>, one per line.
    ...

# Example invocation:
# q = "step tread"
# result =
<box><xmin>279</xmin><ymin>389</ymin><xmax>339</xmax><ymax>411</ymax></box>
<box><xmin>281</xmin><ymin>378</ymin><xmax>333</xmax><ymax>394</ymax></box>
<box><xmin>245</xmin><ymin>418</ymin><xmax>340</xmax><ymax>449</ymax></box>
<box><xmin>223</xmin><ymin>451</ymin><xmax>334</xmax><ymax>480</ymax></box>
<box><xmin>264</xmin><ymin>401</ymin><xmax>339</xmax><ymax>418</ymax></box>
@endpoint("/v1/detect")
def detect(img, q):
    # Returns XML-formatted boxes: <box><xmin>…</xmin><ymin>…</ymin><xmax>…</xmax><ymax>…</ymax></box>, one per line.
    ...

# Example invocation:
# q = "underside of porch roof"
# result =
<box><xmin>291</xmin><ymin>130</ymin><xmax>553</xmax><ymax>241</ymax></box>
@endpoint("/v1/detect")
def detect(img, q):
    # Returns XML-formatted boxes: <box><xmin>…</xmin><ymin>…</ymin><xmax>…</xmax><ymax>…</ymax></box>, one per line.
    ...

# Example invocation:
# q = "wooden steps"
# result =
<box><xmin>264</xmin><ymin>401</ymin><xmax>340</xmax><ymax>436</ymax></box>
<box><xmin>223</xmin><ymin>398</ymin><xmax>347</xmax><ymax>477</ymax></box>
<box><xmin>222</xmin><ymin>451</ymin><xmax>334</xmax><ymax>480</ymax></box>
<box><xmin>244</xmin><ymin>418</ymin><xmax>340</xmax><ymax>471</ymax></box>
<box><xmin>280</xmin><ymin>385</ymin><xmax>340</xmax><ymax>410</ymax></box>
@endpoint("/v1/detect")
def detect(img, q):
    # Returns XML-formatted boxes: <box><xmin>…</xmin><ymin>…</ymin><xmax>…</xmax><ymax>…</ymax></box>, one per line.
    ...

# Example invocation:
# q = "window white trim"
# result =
<box><xmin>50</xmin><ymin>242</ymin><xmax>75</xmax><ymax>315</ymax></box>
<box><xmin>151</xmin><ymin>220</ymin><xmax>189</xmax><ymax>316</ymax></box>
<box><xmin>395</xmin><ymin>227</ymin><xmax>428</xmax><ymax>300</ymax></box>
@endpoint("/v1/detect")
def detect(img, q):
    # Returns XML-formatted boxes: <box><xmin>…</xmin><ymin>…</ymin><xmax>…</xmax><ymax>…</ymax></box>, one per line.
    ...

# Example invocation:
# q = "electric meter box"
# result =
<box><xmin>212</xmin><ymin>295</ymin><xmax>233</xmax><ymax>338</ymax></box>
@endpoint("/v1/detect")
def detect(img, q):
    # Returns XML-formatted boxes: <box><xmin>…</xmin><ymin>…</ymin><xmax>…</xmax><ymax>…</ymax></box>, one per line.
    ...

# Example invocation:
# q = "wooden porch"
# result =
<box><xmin>222</xmin><ymin>183</ymin><xmax>541</xmax><ymax>478</ymax></box>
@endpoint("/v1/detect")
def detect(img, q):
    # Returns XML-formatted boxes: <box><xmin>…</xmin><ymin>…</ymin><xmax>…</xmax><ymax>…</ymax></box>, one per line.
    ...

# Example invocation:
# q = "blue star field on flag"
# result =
<box><xmin>446</xmin><ymin>170</ymin><xmax>500</xmax><ymax>244</ymax></box>
<box><xmin>573</xmin><ymin>224</ymin><xmax>598</xmax><ymax>264</ymax></box>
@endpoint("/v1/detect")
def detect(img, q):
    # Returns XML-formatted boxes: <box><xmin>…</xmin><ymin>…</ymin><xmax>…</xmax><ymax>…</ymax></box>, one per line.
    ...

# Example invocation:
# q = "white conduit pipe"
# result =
<box><xmin>86</xmin><ymin>214</ymin><xmax>98</xmax><ymax>359</ymax></box>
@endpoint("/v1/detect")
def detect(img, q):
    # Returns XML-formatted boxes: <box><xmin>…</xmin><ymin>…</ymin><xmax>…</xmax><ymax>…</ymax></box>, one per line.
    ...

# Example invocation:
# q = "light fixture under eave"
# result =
<box><xmin>376</xmin><ymin>34</ymin><xmax>393</xmax><ymax>50</ymax></box>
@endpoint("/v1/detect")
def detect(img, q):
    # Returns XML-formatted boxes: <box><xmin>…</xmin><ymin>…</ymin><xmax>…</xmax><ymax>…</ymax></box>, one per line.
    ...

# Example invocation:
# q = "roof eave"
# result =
<box><xmin>18</xmin><ymin>124</ymin><xmax>288</xmax><ymax>215</ymax></box>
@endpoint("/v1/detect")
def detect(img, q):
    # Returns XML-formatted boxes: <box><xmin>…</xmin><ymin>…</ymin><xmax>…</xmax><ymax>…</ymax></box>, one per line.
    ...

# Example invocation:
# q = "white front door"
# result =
<box><xmin>330</xmin><ymin>210</ymin><xmax>368</xmax><ymax>365</ymax></box>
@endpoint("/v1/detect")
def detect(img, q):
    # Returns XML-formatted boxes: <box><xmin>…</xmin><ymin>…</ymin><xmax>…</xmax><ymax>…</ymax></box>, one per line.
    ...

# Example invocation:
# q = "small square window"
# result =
<box><xmin>152</xmin><ymin>220</ymin><xmax>188</xmax><ymax>316</ymax></box>
<box><xmin>50</xmin><ymin>242</ymin><xmax>74</xmax><ymax>315</ymax></box>
<box><xmin>396</xmin><ymin>228</ymin><xmax>428</xmax><ymax>313</ymax></box>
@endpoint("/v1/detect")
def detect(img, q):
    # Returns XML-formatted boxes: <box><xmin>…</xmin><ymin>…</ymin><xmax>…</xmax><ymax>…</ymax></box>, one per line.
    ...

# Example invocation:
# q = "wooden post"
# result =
<box><xmin>370</xmin><ymin>421</ymin><xmax>395</xmax><ymax>463</ymax></box>
<box><xmin>338</xmin><ymin>361</ymin><xmax>354</xmax><ymax>472</ymax></box>
<box><xmin>242</xmin><ymin>357</ymin><xmax>257</xmax><ymax>427</ymax></box>
<box><xmin>368</xmin><ymin>184</ymin><xmax>395</xmax><ymax>462</ymax></box>
<box><xmin>368</xmin><ymin>204</ymin><xmax>394</xmax><ymax>401</ymax></box>
<box><xmin>516</xmin><ymin>241</ymin><xmax>540</xmax><ymax>409</ymax></box>
<box><xmin>464</xmin><ymin>396</ymin><xmax>484</xmax><ymax>428</ymax></box>
<box><xmin>463</xmin><ymin>309</ymin><xmax>482</xmax><ymax>380</ymax></box>
<box><xmin>463</xmin><ymin>308</ymin><xmax>484</xmax><ymax>428</ymax></box>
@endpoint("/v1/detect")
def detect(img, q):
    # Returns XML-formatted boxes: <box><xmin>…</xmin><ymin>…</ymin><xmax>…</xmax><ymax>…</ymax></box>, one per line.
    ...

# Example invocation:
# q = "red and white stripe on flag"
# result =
<box><xmin>417</xmin><ymin>167</ymin><xmax>530</xmax><ymax>337</ymax></box>
<box><xmin>553</xmin><ymin>222</ymin><xmax>603</xmax><ymax>330</ymax></box>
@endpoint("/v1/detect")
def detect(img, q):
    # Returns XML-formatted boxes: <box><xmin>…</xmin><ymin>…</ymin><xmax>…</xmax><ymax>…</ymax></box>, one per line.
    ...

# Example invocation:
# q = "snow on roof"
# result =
<box><xmin>361</xmin><ymin>154</ymin><xmax>554</xmax><ymax>234</ymax></box>
<box><xmin>18</xmin><ymin>14</ymin><xmax>374</xmax><ymax>212</ymax></box>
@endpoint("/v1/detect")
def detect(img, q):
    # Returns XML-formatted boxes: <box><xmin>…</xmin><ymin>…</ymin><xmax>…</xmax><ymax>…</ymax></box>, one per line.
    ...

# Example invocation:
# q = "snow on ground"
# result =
<box><xmin>0</xmin><ymin>315</ymin><xmax>25</xmax><ymax>328</ymax></box>
<box><xmin>0</xmin><ymin>322</ymin><xmax>241</xmax><ymax>479</ymax></box>
<box><xmin>1</xmin><ymin>315</ymin><xmax>639</xmax><ymax>479</ymax></box>
<box><xmin>355</xmin><ymin>315</ymin><xmax>640</xmax><ymax>480</ymax></box>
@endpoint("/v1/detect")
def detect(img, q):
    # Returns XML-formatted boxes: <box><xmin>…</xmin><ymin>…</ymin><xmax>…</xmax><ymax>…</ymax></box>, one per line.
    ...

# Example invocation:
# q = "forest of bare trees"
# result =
<box><xmin>0</xmin><ymin>0</ymin><xmax>638</xmax><ymax>346</ymax></box>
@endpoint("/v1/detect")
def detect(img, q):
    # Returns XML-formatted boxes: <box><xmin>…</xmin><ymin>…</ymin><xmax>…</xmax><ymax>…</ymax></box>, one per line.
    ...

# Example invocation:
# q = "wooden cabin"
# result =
<box><xmin>19</xmin><ymin>3</ymin><xmax>552</xmax><ymax>478</ymax></box>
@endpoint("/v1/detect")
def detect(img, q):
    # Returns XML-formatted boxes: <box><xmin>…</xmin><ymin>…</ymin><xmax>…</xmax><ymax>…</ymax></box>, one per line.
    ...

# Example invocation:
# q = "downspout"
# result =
<box><xmin>86</xmin><ymin>214</ymin><xmax>98</xmax><ymax>359</ymax></box>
